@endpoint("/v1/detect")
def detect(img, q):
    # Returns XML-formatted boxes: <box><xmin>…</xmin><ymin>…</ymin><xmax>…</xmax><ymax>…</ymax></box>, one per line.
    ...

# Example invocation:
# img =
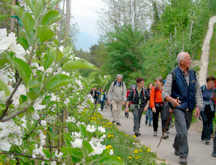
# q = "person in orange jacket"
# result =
<box><xmin>150</xmin><ymin>76</ymin><xmax>170</xmax><ymax>138</ymax></box>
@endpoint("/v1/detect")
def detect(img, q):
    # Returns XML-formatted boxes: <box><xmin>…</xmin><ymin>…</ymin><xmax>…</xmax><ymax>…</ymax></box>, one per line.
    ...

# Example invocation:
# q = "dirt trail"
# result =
<box><xmin>198</xmin><ymin>16</ymin><xmax>216</xmax><ymax>85</ymax></box>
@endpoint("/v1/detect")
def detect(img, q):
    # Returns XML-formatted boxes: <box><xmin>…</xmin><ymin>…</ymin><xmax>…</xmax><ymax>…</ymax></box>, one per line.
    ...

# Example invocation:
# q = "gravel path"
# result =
<box><xmin>198</xmin><ymin>16</ymin><xmax>216</xmax><ymax>85</ymax></box>
<box><xmin>101</xmin><ymin>109</ymin><xmax>215</xmax><ymax>165</ymax></box>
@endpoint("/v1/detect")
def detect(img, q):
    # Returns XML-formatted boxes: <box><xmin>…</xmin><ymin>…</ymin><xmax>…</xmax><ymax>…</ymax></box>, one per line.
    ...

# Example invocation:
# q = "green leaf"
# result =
<box><xmin>27</xmin><ymin>88</ymin><xmax>40</xmax><ymax>100</ymax></box>
<box><xmin>27</xmin><ymin>79</ymin><xmax>42</xmax><ymax>89</ymax></box>
<box><xmin>55</xmin><ymin>47</ymin><xmax>63</xmax><ymax>62</ymax></box>
<box><xmin>46</xmin><ymin>74</ymin><xmax>73</xmax><ymax>91</ymax></box>
<box><xmin>19</xmin><ymin>95</ymin><xmax>27</xmax><ymax>104</ymax></box>
<box><xmin>44</xmin><ymin>48</ymin><xmax>55</xmax><ymax>70</ymax></box>
<box><xmin>62</xmin><ymin>59</ymin><xmax>97</xmax><ymax>71</ymax></box>
<box><xmin>24</xmin><ymin>0</ymin><xmax>34</xmax><ymax>13</ymax></box>
<box><xmin>16</xmin><ymin>37</ymin><xmax>29</xmax><ymax>50</ymax></box>
<box><xmin>41</xmin><ymin>10</ymin><xmax>62</xmax><ymax>25</ymax></box>
<box><xmin>82</xmin><ymin>140</ymin><xmax>93</xmax><ymax>154</ymax></box>
<box><xmin>10</xmin><ymin>6</ymin><xmax>34</xmax><ymax>33</ymax></box>
<box><xmin>79</xmin><ymin>124</ymin><xmax>87</xmax><ymax>137</ymax></box>
<box><xmin>11</xmin><ymin>58</ymin><xmax>32</xmax><ymax>85</ymax></box>
<box><xmin>99</xmin><ymin>155</ymin><xmax>124</xmax><ymax>165</ymax></box>
<box><xmin>0</xmin><ymin>57</ymin><xmax>9</xmax><ymax>68</ymax></box>
<box><xmin>63</xmin><ymin>133</ymin><xmax>73</xmax><ymax>145</ymax></box>
<box><xmin>47</xmin><ymin>0</ymin><xmax>62</xmax><ymax>9</ymax></box>
<box><xmin>43</xmin><ymin>149</ymin><xmax>51</xmax><ymax>159</ymax></box>
<box><xmin>63</xmin><ymin>45</ymin><xmax>73</xmax><ymax>57</ymax></box>
<box><xmin>37</xmin><ymin>25</ymin><xmax>54</xmax><ymax>43</ymax></box>
<box><xmin>0</xmin><ymin>79</ymin><xmax>11</xmax><ymax>96</ymax></box>
<box><xmin>26</xmin><ymin>30</ymin><xmax>35</xmax><ymax>45</ymax></box>
<box><xmin>60</xmin><ymin>147</ymin><xmax>82</xmax><ymax>159</ymax></box>
<box><xmin>34</xmin><ymin>0</ymin><xmax>45</xmax><ymax>19</ymax></box>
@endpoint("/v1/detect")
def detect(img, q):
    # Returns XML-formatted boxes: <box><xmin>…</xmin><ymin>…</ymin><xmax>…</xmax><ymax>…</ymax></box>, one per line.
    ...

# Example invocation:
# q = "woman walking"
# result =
<box><xmin>150</xmin><ymin>76</ymin><xmax>170</xmax><ymax>138</ymax></box>
<box><xmin>200</xmin><ymin>76</ymin><xmax>215</xmax><ymax>145</ymax></box>
<box><xmin>145</xmin><ymin>83</ymin><xmax>154</xmax><ymax>126</ymax></box>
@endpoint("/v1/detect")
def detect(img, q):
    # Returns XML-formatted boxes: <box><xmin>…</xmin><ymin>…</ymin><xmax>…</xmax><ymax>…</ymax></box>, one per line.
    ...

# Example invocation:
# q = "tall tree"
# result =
<box><xmin>98</xmin><ymin>0</ymin><xmax>152</xmax><ymax>35</ymax></box>
<box><xmin>104</xmin><ymin>25</ymin><xmax>145</xmax><ymax>82</ymax></box>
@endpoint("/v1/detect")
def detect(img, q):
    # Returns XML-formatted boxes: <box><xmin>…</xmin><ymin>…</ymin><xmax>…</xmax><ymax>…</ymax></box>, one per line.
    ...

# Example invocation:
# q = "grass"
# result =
<box><xmin>73</xmin><ymin>109</ymin><xmax>159</xmax><ymax>165</ymax></box>
<box><xmin>208</xmin><ymin>24</ymin><xmax>216</xmax><ymax>77</ymax></box>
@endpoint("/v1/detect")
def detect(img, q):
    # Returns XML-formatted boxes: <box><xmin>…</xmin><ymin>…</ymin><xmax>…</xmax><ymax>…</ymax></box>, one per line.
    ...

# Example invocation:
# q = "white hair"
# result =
<box><xmin>176</xmin><ymin>52</ymin><xmax>187</xmax><ymax>64</ymax></box>
<box><xmin>116</xmin><ymin>74</ymin><xmax>123</xmax><ymax>79</ymax></box>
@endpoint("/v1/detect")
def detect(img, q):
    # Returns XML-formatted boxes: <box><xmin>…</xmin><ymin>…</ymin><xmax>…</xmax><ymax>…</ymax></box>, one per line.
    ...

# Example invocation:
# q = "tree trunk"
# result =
<box><xmin>64</xmin><ymin>0</ymin><xmax>72</xmax><ymax>44</ymax></box>
<box><xmin>11</xmin><ymin>0</ymin><xmax>16</xmax><ymax>32</ymax></box>
<box><xmin>189</xmin><ymin>20</ymin><xmax>193</xmax><ymax>41</ymax></box>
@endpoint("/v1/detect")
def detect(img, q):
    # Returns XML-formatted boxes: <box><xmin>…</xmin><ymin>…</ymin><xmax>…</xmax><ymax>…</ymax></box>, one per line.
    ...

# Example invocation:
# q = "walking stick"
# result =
<box><xmin>157</xmin><ymin>97</ymin><xmax>179</xmax><ymax>148</ymax></box>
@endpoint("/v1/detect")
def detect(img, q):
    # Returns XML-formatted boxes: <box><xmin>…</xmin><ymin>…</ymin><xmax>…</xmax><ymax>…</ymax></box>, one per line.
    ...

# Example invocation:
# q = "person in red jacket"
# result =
<box><xmin>150</xmin><ymin>76</ymin><xmax>170</xmax><ymax>138</ymax></box>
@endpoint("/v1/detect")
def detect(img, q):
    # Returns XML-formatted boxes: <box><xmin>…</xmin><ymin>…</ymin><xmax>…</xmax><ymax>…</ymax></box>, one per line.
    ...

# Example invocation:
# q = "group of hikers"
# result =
<box><xmin>90</xmin><ymin>52</ymin><xmax>216</xmax><ymax>164</ymax></box>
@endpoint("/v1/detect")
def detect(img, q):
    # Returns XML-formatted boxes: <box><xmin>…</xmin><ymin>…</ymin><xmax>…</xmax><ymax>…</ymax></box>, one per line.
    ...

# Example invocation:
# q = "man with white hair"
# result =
<box><xmin>108</xmin><ymin>74</ymin><xmax>127</xmax><ymax>126</ymax></box>
<box><xmin>162</xmin><ymin>52</ymin><xmax>203</xmax><ymax>164</ymax></box>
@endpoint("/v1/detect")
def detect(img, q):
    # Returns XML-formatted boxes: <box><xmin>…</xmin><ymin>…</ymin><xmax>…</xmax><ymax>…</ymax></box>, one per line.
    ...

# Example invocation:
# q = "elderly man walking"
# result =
<box><xmin>108</xmin><ymin>74</ymin><xmax>127</xmax><ymax>126</ymax></box>
<box><xmin>162</xmin><ymin>52</ymin><xmax>203</xmax><ymax>164</ymax></box>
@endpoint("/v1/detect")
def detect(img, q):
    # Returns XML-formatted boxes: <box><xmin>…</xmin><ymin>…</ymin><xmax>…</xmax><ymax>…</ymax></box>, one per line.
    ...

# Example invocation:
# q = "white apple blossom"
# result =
<box><xmin>110</xmin><ymin>150</ymin><xmax>114</xmax><ymax>155</ymax></box>
<box><xmin>55</xmin><ymin>150</ymin><xmax>63</xmax><ymax>158</ymax></box>
<box><xmin>98</xmin><ymin>126</ymin><xmax>106</xmax><ymax>133</ymax></box>
<box><xmin>0</xmin><ymin>29</ymin><xmax>26</xmax><ymax>61</ymax></box>
<box><xmin>0</xmin><ymin>139</ymin><xmax>12</xmax><ymax>151</ymax></box>
<box><xmin>76</xmin><ymin>122</ymin><xmax>85</xmax><ymax>127</ymax></box>
<box><xmin>86</xmin><ymin>125</ymin><xmax>97</xmax><ymax>133</ymax></box>
<box><xmin>41</xmin><ymin>120</ymin><xmax>47</xmax><ymax>126</ymax></box>
<box><xmin>32</xmin><ymin>144</ymin><xmax>46</xmax><ymax>159</ymax></box>
<box><xmin>66</xmin><ymin>116</ymin><xmax>76</xmax><ymax>123</ymax></box>
<box><xmin>12</xmin><ymin>84</ymin><xmax>26</xmax><ymax>107</ymax></box>
<box><xmin>71</xmin><ymin>138</ymin><xmax>83</xmax><ymax>148</ymax></box>
<box><xmin>50</xmin><ymin>93</ymin><xmax>57</xmax><ymax>101</ymax></box>
<box><xmin>51</xmin><ymin>161</ymin><xmax>57</xmax><ymax>165</ymax></box>
<box><xmin>39</xmin><ymin>130</ymin><xmax>46</xmax><ymax>146</ymax></box>
<box><xmin>64</xmin><ymin>98</ymin><xmax>70</xmax><ymax>105</ymax></box>
<box><xmin>0</xmin><ymin>91</ymin><xmax>7</xmax><ymax>102</ymax></box>
<box><xmin>20</xmin><ymin>116</ymin><xmax>27</xmax><ymax>128</ymax></box>
<box><xmin>32</xmin><ymin>112</ymin><xmax>40</xmax><ymax>120</ymax></box>
<box><xmin>89</xmin><ymin>142</ymin><xmax>106</xmax><ymax>156</ymax></box>
<box><xmin>71</xmin><ymin>132</ymin><xmax>81</xmax><ymax>138</ymax></box>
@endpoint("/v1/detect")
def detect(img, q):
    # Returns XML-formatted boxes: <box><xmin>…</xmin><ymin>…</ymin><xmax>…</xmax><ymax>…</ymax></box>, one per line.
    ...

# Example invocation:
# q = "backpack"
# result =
<box><xmin>132</xmin><ymin>88</ymin><xmax>146</xmax><ymax>103</ymax></box>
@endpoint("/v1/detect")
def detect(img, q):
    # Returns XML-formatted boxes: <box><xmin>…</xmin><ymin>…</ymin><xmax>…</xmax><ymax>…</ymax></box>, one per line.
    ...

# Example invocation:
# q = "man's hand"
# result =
<box><xmin>152</xmin><ymin>107</ymin><xmax>156</xmax><ymax>113</ymax></box>
<box><xmin>125</xmin><ymin>107</ymin><xmax>129</xmax><ymax>113</ymax></box>
<box><xmin>171</xmin><ymin>98</ymin><xmax>181</xmax><ymax>107</ymax></box>
<box><xmin>108</xmin><ymin>101</ymin><xmax>111</xmax><ymax>105</ymax></box>
<box><xmin>194</xmin><ymin>107</ymin><xmax>200</xmax><ymax>118</ymax></box>
<box><xmin>144</xmin><ymin>105</ymin><xmax>148</xmax><ymax>111</ymax></box>
<box><xmin>122</xmin><ymin>101</ymin><xmax>125</xmax><ymax>106</ymax></box>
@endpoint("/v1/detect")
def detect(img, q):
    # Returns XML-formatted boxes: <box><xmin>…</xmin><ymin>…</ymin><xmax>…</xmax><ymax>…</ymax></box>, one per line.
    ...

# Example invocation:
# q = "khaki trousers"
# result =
<box><xmin>112</xmin><ymin>101</ymin><xmax>123</xmax><ymax>122</ymax></box>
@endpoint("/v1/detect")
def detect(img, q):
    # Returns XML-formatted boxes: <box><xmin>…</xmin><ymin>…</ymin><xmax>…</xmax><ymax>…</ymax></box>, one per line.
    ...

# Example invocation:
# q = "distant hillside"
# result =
<box><xmin>75</xmin><ymin>32</ymin><xmax>98</xmax><ymax>51</ymax></box>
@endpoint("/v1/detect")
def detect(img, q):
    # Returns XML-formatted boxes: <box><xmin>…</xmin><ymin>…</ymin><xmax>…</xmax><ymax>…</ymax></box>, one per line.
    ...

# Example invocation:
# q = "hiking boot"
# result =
<box><xmin>163</xmin><ymin>134</ymin><xmax>169</xmax><ymax>139</ymax></box>
<box><xmin>179</xmin><ymin>157</ymin><xmax>187</xmax><ymax>164</ymax></box>
<box><xmin>134</xmin><ymin>132</ymin><xmax>140</xmax><ymax>137</ymax></box>
<box><xmin>116</xmin><ymin>122</ymin><xmax>121</xmax><ymax>126</ymax></box>
<box><xmin>112</xmin><ymin>121</ymin><xmax>116</xmax><ymax>124</ymax></box>
<box><xmin>154</xmin><ymin>131</ymin><xmax>157</xmax><ymax>136</ymax></box>
<box><xmin>145</xmin><ymin>120</ymin><xmax>148</xmax><ymax>125</ymax></box>
<box><xmin>205</xmin><ymin>140</ymin><xmax>210</xmax><ymax>145</ymax></box>
<box><xmin>212</xmin><ymin>150</ymin><xmax>216</xmax><ymax>157</ymax></box>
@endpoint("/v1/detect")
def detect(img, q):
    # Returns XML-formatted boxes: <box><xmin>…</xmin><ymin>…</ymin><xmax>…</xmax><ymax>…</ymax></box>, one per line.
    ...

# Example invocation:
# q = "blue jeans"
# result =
<box><xmin>145</xmin><ymin>107</ymin><xmax>152</xmax><ymax>124</ymax></box>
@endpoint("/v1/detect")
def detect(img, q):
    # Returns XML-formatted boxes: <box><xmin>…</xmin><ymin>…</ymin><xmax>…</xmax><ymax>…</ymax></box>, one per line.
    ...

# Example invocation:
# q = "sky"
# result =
<box><xmin>71</xmin><ymin>0</ymin><xmax>104</xmax><ymax>49</ymax></box>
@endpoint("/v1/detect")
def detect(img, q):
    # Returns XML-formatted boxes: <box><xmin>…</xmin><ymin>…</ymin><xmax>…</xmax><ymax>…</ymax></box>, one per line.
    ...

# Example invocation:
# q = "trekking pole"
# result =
<box><xmin>157</xmin><ymin>97</ymin><xmax>179</xmax><ymax>148</ymax></box>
